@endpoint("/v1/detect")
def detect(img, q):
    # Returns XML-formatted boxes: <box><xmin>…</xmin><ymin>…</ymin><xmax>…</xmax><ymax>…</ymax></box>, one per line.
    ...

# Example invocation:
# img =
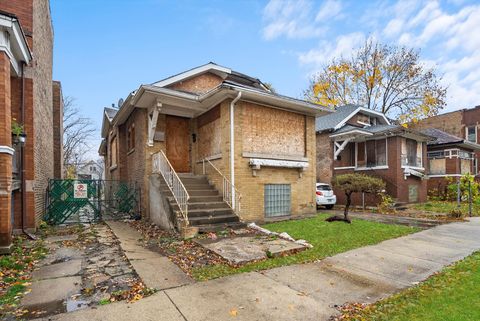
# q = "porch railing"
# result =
<box><xmin>152</xmin><ymin>151</ymin><xmax>190</xmax><ymax>226</ymax></box>
<box><xmin>202</xmin><ymin>158</ymin><xmax>241</xmax><ymax>217</ymax></box>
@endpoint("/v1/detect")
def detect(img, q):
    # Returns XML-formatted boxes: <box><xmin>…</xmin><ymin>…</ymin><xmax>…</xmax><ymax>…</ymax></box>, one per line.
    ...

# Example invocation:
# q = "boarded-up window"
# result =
<box><xmin>429</xmin><ymin>159</ymin><xmax>446</xmax><ymax>175</ymax></box>
<box><xmin>242</xmin><ymin>104</ymin><xmax>305</xmax><ymax>157</ymax></box>
<box><xmin>127</xmin><ymin>123</ymin><xmax>135</xmax><ymax>152</ymax></box>
<box><xmin>197</xmin><ymin>106</ymin><xmax>221</xmax><ymax>159</ymax></box>
<box><xmin>264</xmin><ymin>184</ymin><xmax>291</xmax><ymax>217</ymax></box>
<box><xmin>336</xmin><ymin>142</ymin><xmax>355</xmax><ymax>167</ymax></box>
<box><xmin>406</xmin><ymin>139</ymin><xmax>417</xmax><ymax>165</ymax></box>
<box><xmin>461</xmin><ymin>159</ymin><xmax>471</xmax><ymax>174</ymax></box>
<box><xmin>110</xmin><ymin>136</ymin><xmax>118</xmax><ymax>167</ymax></box>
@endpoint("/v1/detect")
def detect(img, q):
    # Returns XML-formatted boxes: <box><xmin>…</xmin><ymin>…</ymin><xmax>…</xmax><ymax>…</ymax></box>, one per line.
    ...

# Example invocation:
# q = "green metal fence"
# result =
<box><xmin>44</xmin><ymin>179</ymin><xmax>139</xmax><ymax>225</ymax></box>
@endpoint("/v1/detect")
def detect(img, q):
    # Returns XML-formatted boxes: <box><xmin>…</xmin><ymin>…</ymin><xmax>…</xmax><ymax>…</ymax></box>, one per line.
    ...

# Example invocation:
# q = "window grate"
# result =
<box><xmin>264</xmin><ymin>184</ymin><xmax>291</xmax><ymax>217</ymax></box>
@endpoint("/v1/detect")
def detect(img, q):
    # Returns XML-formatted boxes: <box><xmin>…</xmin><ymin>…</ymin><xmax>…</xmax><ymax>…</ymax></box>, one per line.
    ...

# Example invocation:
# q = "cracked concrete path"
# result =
<box><xmin>39</xmin><ymin>218</ymin><xmax>480</xmax><ymax>321</ymax></box>
<box><xmin>105</xmin><ymin>220</ymin><xmax>193</xmax><ymax>290</ymax></box>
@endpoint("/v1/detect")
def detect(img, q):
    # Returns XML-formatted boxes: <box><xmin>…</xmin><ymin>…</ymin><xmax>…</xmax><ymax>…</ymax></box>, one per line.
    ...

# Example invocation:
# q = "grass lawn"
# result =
<box><xmin>342</xmin><ymin>251</ymin><xmax>480</xmax><ymax>321</ymax></box>
<box><xmin>414</xmin><ymin>200</ymin><xmax>480</xmax><ymax>216</ymax></box>
<box><xmin>191</xmin><ymin>213</ymin><xmax>418</xmax><ymax>281</ymax></box>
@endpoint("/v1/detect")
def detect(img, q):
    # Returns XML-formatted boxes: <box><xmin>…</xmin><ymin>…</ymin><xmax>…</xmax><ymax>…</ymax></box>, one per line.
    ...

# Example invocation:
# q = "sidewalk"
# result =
<box><xmin>38</xmin><ymin>218</ymin><xmax>480</xmax><ymax>321</ymax></box>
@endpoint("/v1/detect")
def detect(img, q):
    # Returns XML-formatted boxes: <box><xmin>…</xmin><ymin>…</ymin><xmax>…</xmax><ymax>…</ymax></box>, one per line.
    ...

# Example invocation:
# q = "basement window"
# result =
<box><xmin>264</xmin><ymin>184</ymin><xmax>291</xmax><ymax>218</ymax></box>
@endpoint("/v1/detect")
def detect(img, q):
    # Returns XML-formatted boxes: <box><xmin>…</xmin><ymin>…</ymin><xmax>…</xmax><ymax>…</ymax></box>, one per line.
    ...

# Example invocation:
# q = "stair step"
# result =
<box><xmin>171</xmin><ymin>201</ymin><xmax>229</xmax><ymax>210</ymax></box>
<box><xmin>188</xmin><ymin>213</ymin><xmax>239</xmax><ymax>225</ymax></box>
<box><xmin>196</xmin><ymin>221</ymin><xmax>247</xmax><ymax>233</ymax></box>
<box><xmin>188</xmin><ymin>190</ymin><xmax>219</xmax><ymax>196</ymax></box>
<box><xmin>187</xmin><ymin>208</ymin><xmax>234</xmax><ymax>217</ymax></box>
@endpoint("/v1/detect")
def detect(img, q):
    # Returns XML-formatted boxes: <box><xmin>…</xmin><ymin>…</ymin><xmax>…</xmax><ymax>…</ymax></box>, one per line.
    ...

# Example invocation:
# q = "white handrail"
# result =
<box><xmin>152</xmin><ymin>151</ymin><xmax>190</xmax><ymax>226</ymax></box>
<box><xmin>202</xmin><ymin>158</ymin><xmax>241</xmax><ymax>217</ymax></box>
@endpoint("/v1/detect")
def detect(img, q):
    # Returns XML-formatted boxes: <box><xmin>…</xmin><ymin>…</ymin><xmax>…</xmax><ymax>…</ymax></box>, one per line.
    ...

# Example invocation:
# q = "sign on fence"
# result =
<box><xmin>74</xmin><ymin>183</ymin><xmax>88</xmax><ymax>199</ymax></box>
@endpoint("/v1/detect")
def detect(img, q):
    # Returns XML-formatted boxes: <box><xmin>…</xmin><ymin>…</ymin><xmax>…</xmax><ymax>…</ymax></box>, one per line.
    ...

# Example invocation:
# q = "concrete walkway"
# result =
<box><xmin>105</xmin><ymin>221</ymin><xmax>193</xmax><ymax>290</ymax></box>
<box><xmin>38</xmin><ymin>218</ymin><xmax>480</xmax><ymax>321</ymax></box>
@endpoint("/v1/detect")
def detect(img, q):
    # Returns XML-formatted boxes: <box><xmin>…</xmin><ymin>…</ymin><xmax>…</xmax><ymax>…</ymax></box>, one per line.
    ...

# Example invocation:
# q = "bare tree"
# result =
<box><xmin>305</xmin><ymin>38</ymin><xmax>447</xmax><ymax>124</ymax></box>
<box><xmin>63</xmin><ymin>96</ymin><xmax>96</xmax><ymax>173</ymax></box>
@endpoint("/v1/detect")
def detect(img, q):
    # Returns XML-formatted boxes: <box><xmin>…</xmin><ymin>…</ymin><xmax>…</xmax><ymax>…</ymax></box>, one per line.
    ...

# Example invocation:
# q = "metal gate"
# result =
<box><xmin>44</xmin><ymin>179</ymin><xmax>139</xmax><ymax>225</ymax></box>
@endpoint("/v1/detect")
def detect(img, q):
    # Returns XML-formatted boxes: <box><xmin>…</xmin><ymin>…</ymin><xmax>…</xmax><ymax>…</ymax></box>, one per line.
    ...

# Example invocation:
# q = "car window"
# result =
<box><xmin>317</xmin><ymin>185</ymin><xmax>332</xmax><ymax>191</ymax></box>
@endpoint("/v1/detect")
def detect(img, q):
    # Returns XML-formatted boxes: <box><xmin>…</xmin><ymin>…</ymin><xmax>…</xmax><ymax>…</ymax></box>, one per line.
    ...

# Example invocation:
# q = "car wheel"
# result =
<box><xmin>325</xmin><ymin>205</ymin><xmax>334</xmax><ymax>210</ymax></box>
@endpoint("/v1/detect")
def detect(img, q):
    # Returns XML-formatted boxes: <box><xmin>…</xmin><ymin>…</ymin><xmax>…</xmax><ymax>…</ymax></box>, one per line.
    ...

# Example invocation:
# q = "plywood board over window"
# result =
<box><xmin>242</xmin><ymin>103</ymin><xmax>305</xmax><ymax>157</ymax></box>
<box><xmin>197</xmin><ymin>105</ymin><xmax>221</xmax><ymax>159</ymax></box>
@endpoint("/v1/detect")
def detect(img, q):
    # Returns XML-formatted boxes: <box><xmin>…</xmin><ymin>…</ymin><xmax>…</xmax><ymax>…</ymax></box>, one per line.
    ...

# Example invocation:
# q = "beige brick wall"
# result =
<box><xmin>412</xmin><ymin>110</ymin><xmax>464</xmax><ymax>137</ymax></box>
<box><xmin>228</xmin><ymin>101</ymin><xmax>316</xmax><ymax>222</ymax></box>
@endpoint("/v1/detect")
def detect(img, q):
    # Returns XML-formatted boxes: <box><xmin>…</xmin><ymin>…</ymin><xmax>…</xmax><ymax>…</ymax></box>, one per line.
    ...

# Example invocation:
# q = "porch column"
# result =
<box><xmin>0</xmin><ymin>51</ymin><xmax>13</xmax><ymax>253</ymax></box>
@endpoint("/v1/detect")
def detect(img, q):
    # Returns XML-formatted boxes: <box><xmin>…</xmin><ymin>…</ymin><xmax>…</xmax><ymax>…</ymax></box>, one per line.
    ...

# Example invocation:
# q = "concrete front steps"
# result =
<box><xmin>160</xmin><ymin>173</ymin><xmax>244</xmax><ymax>232</ymax></box>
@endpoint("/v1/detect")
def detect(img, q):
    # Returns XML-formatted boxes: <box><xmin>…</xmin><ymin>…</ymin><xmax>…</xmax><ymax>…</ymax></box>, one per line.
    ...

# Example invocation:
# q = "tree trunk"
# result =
<box><xmin>344</xmin><ymin>192</ymin><xmax>352</xmax><ymax>222</ymax></box>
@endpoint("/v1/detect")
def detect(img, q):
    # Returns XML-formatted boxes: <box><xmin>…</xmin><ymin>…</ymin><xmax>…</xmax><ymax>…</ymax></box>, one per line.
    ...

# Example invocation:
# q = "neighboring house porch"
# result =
<box><xmin>316</xmin><ymin>105</ymin><xmax>431</xmax><ymax>207</ymax></box>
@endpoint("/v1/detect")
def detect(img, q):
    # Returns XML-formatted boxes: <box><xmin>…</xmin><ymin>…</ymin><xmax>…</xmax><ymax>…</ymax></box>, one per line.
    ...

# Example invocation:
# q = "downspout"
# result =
<box><xmin>20</xmin><ymin>62</ymin><xmax>34</xmax><ymax>239</ymax></box>
<box><xmin>230</xmin><ymin>92</ymin><xmax>242</xmax><ymax>209</ymax></box>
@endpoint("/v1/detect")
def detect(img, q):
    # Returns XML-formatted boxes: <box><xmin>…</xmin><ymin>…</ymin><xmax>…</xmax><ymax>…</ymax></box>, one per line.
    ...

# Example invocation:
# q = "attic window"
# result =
<box><xmin>357</xmin><ymin>114</ymin><xmax>370</xmax><ymax>126</ymax></box>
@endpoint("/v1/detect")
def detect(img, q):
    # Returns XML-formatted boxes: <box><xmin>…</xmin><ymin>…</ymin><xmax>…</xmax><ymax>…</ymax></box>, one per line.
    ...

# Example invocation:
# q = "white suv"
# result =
<box><xmin>316</xmin><ymin>183</ymin><xmax>336</xmax><ymax>209</ymax></box>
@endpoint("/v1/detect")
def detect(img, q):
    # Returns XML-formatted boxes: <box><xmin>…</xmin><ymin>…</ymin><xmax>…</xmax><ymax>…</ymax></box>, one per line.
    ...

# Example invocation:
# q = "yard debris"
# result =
<box><xmin>247</xmin><ymin>223</ymin><xmax>313</xmax><ymax>248</ymax></box>
<box><xmin>128</xmin><ymin>221</ymin><xmax>229</xmax><ymax>276</ymax></box>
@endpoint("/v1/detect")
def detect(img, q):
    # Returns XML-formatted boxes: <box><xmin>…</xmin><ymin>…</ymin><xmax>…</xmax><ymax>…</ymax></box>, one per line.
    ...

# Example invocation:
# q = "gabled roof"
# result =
<box><xmin>104</xmin><ymin>107</ymin><xmax>118</xmax><ymax>121</ymax></box>
<box><xmin>421</xmin><ymin>128</ymin><xmax>480</xmax><ymax>150</ymax></box>
<box><xmin>151</xmin><ymin>62</ymin><xmax>269</xmax><ymax>92</ymax></box>
<box><xmin>315</xmin><ymin>104</ymin><xmax>390</xmax><ymax>132</ymax></box>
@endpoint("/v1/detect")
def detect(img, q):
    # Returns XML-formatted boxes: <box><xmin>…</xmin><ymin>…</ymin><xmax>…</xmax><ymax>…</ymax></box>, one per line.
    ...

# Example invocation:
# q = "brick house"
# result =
<box><xmin>316</xmin><ymin>105</ymin><xmax>431</xmax><ymax>206</ymax></box>
<box><xmin>413</xmin><ymin>105</ymin><xmax>480</xmax><ymax>176</ymax></box>
<box><xmin>0</xmin><ymin>1</ymin><xmax>63</xmax><ymax>253</ymax></box>
<box><xmin>417</xmin><ymin>128</ymin><xmax>480</xmax><ymax>198</ymax></box>
<box><xmin>99</xmin><ymin>63</ymin><xmax>330</xmax><ymax>230</ymax></box>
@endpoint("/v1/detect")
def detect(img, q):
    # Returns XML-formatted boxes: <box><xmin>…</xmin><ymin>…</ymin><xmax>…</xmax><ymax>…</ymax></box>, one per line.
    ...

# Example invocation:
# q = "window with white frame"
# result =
<box><xmin>466</xmin><ymin>126</ymin><xmax>477</xmax><ymax>143</ymax></box>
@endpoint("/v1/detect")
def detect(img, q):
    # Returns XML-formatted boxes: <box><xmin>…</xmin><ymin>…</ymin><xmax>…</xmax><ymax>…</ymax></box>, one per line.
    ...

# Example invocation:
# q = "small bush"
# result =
<box><xmin>448</xmin><ymin>208</ymin><xmax>464</xmax><ymax>219</ymax></box>
<box><xmin>377</xmin><ymin>193</ymin><xmax>396</xmax><ymax>214</ymax></box>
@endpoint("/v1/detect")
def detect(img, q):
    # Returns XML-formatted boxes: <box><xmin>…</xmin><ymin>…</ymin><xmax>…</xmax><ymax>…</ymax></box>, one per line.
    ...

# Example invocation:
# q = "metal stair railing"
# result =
<box><xmin>152</xmin><ymin>151</ymin><xmax>190</xmax><ymax>226</ymax></box>
<box><xmin>202</xmin><ymin>158</ymin><xmax>241</xmax><ymax>217</ymax></box>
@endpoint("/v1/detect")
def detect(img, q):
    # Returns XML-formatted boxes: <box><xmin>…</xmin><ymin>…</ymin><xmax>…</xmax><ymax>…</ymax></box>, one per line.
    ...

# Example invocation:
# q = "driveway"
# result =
<box><xmin>37</xmin><ymin>218</ymin><xmax>480</xmax><ymax>321</ymax></box>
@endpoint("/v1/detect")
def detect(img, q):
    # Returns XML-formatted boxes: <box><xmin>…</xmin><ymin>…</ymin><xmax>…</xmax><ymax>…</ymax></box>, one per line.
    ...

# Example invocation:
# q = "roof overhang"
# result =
<box><xmin>329</xmin><ymin>128</ymin><xmax>373</xmax><ymax>140</ymax></box>
<box><xmin>0</xmin><ymin>13</ymin><xmax>32</xmax><ymax>75</ymax></box>
<box><xmin>111</xmin><ymin>83</ymin><xmax>331</xmax><ymax>127</ymax></box>
<box><xmin>152</xmin><ymin>63</ymin><xmax>232</xmax><ymax>87</ymax></box>
<box><xmin>334</xmin><ymin>107</ymin><xmax>390</xmax><ymax>130</ymax></box>
<box><xmin>98</xmin><ymin>139</ymin><xmax>106</xmax><ymax>156</ymax></box>
<box><xmin>429</xmin><ymin>140</ymin><xmax>480</xmax><ymax>151</ymax></box>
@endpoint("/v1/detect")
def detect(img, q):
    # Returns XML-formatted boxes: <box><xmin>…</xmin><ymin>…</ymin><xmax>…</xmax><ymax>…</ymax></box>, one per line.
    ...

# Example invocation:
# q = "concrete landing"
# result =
<box><xmin>106</xmin><ymin>220</ymin><xmax>193</xmax><ymax>290</ymax></box>
<box><xmin>197</xmin><ymin>235</ymin><xmax>306</xmax><ymax>265</ymax></box>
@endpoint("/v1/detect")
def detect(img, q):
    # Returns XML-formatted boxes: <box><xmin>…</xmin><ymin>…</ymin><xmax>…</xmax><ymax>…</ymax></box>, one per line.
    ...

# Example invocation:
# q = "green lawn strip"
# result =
<box><xmin>345</xmin><ymin>251</ymin><xmax>480</xmax><ymax>321</ymax></box>
<box><xmin>0</xmin><ymin>237</ymin><xmax>48</xmax><ymax>316</ymax></box>
<box><xmin>191</xmin><ymin>214</ymin><xmax>418</xmax><ymax>281</ymax></box>
<box><xmin>414</xmin><ymin>201</ymin><xmax>480</xmax><ymax>216</ymax></box>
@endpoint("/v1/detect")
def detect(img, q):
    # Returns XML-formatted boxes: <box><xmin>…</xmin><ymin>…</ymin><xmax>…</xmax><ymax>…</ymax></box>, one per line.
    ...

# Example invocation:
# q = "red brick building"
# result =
<box><xmin>419</xmin><ymin>128</ymin><xmax>480</xmax><ymax>198</ymax></box>
<box><xmin>0</xmin><ymin>1</ymin><xmax>63</xmax><ymax>253</ymax></box>
<box><xmin>316</xmin><ymin>105</ymin><xmax>431</xmax><ymax>206</ymax></box>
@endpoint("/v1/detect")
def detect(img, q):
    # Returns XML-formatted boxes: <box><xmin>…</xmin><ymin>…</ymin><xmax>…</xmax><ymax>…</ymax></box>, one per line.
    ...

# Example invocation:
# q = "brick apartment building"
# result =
<box><xmin>0</xmin><ymin>1</ymin><xmax>63</xmax><ymax>253</ymax></box>
<box><xmin>99</xmin><ymin>63</ymin><xmax>330</xmax><ymax>231</ymax></box>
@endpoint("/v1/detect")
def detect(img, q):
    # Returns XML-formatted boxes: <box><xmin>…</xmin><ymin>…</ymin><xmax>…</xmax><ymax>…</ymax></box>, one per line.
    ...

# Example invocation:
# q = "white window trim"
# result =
<box><xmin>334</xmin><ymin>166</ymin><xmax>356</xmax><ymax>170</ymax></box>
<box><xmin>355</xmin><ymin>165</ymin><xmax>389</xmax><ymax>171</ymax></box>
<box><xmin>465</xmin><ymin>125</ymin><xmax>477</xmax><ymax>143</ymax></box>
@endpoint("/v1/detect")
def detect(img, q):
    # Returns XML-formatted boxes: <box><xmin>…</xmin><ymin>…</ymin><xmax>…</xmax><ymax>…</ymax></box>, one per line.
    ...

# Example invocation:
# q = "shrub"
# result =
<box><xmin>377</xmin><ymin>193</ymin><xmax>396</xmax><ymax>214</ymax></box>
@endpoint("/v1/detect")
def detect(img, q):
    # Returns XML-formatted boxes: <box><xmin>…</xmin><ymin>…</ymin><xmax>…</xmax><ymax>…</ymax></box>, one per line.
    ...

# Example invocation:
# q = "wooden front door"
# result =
<box><xmin>166</xmin><ymin>115</ymin><xmax>190</xmax><ymax>172</ymax></box>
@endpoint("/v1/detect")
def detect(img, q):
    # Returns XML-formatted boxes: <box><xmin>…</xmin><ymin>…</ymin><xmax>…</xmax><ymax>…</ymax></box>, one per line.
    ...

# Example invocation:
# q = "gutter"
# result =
<box><xmin>230</xmin><ymin>92</ymin><xmax>242</xmax><ymax>209</ymax></box>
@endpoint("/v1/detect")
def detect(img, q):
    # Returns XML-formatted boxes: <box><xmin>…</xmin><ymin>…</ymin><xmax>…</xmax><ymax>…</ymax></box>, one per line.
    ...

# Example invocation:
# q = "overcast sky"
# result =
<box><xmin>51</xmin><ymin>0</ymin><xmax>480</xmax><ymax>157</ymax></box>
